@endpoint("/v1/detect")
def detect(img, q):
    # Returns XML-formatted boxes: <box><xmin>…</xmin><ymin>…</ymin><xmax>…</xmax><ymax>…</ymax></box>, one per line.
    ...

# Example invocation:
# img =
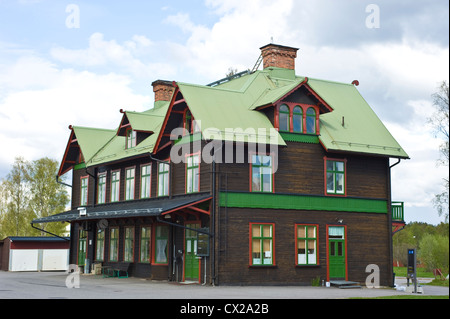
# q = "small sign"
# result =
<box><xmin>197</xmin><ymin>228</ymin><xmax>210</xmax><ymax>257</ymax></box>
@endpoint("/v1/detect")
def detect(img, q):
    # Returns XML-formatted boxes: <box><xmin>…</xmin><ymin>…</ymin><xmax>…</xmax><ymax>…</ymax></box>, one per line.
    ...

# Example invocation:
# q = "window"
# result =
<box><xmin>186</xmin><ymin>154</ymin><xmax>200</xmax><ymax>193</ymax></box>
<box><xmin>250</xmin><ymin>223</ymin><xmax>274</xmax><ymax>266</ymax></box>
<box><xmin>80</xmin><ymin>176</ymin><xmax>88</xmax><ymax>206</ymax></box>
<box><xmin>158</xmin><ymin>162</ymin><xmax>170</xmax><ymax>197</ymax></box>
<box><xmin>326</xmin><ymin>159</ymin><xmax>346</xmax><ymax>195</ymax></box>
<box><xmin>140</xmin><ymin>226</ymin><xmax>151</xmax><ymax>263</ymax></box>
<box><xmin>140</xmin><ymin>164</ymin><xmax>151</xmax><ymax>199</ymax></box>
<box><xmin>124</xmin><ymin>227</ymin><xmax>134</xmax><ymax>262</ymax></box>
<box><xmin>279</xmin><ymin>104</ymin><xmax>290</xmax><ymax>132</ymax></box>
<box><xmin>97</xmin><ymin>173</ymin><xmax>106</xmax><ymax>204</ymax></box>
<box><xmin>251</xmin><ymin>154</ymin><xmax>273</xmax><ymax>192</ymax></box>
<box><xmin>125</xmin><ymin>167</ymin><xmax>135</xmax><ymax>201</ymax></box>
<box><xmin>154</xmin><ymin>225</ymin><xmax>169</xmax><ymax>264</ymax></box>
<box><xmin>96</xmin><ymin>230</ymin><xmax>105</xmax><ymax>261</ymax></box>
<box><xmin>109</xmin><ymin>228</ymin><xmax>119</xmax><ymax>262</ymax></box>
<box><xmin>276</xmin><ymin>103</ymin><xmax>319</xmax><ymax>135</ymax></box>
<box><xmin>296</xmin><ymin>225</ymin><xmax>318</xmax><ymax>265</ymax></box>
<box><xmin>293</xmin><ymin>106</ymin><xmax>303</xmax><ymax>133</ymax></box>
<box><xmin>126</xmin><ymin>129</ymin><xmax>136</xmax><ymax>149</ymax></box>
<box><xmin>306</xmin><ymin>107</ymin><xmax>316</xmax><ymax>134</ymax></box>
<box><xmin>111</xmin><ymin>170</ymin><xmax>120</xmax><ymax>202</ymax></box>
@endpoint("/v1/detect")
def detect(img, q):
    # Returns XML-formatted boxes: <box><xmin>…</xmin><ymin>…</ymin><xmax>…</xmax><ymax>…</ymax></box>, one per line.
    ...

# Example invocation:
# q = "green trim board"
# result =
<box><xmin>219</xmin><ymin>192</ymin><xmax>388</xmax><ymax>214</ymax></box>
<box><xmin>280</xmin><ymin>132</ymin><xmax>320</xmax><ymax>144</ymax></box>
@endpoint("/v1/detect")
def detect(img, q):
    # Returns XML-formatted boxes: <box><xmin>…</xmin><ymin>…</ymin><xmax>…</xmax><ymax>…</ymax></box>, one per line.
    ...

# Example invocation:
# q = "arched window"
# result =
<box><xmin>279</xmin><ymin>104</ymin><xmax>290</xmax><ymax>132</ymax></box>
<box><xmin>306</xmin><ymin>107</ymin><xmax>316</xmax><ymax>134</ymax></box>
<box><xmin>293</xmin><ymin>106</ymin><xmax>303</xmax><ymax>133</ymax></box>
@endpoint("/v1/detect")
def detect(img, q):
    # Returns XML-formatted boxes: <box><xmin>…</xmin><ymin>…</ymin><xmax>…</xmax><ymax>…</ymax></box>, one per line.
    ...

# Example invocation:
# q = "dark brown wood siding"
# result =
<box><xmin>216</xmin><ymin>207</ymin><xmax>392</xmax><ymax>286</ymax></box>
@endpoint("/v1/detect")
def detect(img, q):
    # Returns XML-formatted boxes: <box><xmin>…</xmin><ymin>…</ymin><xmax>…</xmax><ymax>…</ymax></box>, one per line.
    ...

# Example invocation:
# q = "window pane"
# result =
<box><xmin>297</xmin><ymin>226</ymin><xmax>306</xmax><ymax>238</ymax></box>
<box><xmin>336</xmin><ymin>173</ymin><xmax>344</xmax><ymax>193</ymax></box>
<box><xmin>307</xmin><ymin>227</ymin><xmax>316</xmax><ymax>238</ymax></box>
<box><xmin>252</xmin><ymin>225</ymin><xmax>261</xmax><ymax>237</ymax></box>
<box><xmin>335</xmin><ymin>161</ymin><xmax>344</xmax><ymax>172</ymax></box>
<box><xmin>279</xmin><ymin>105</ymin><xmax>289</xmax><ymax>132</ymax></box>
<box><xmin>327</xmin><ymin>172</ymin><xmax>335</xmax><ymax>193</ymax></box>
<box><xmin>306</xmin><ymin>108</ymin><xmax>316</xmax><ymax>134</ymax></box>
<box><xmin>252</xmin><ymin>167</ymin><xmax>261</xmax><ymax>191</ymax></box>
<box><xmin>262</xmin><ymin>225</ymin><xmax>272</xmax><ymax>237</ymax></box>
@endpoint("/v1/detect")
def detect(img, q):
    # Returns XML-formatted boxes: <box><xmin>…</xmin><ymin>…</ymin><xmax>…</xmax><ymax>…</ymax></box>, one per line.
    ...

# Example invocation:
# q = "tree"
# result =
<box><xmin>0</xmin><ymin>157</ymin><xmax>70</xmax><ymax>238</ymax></box>
<box><xmin>428</xmin><ymin>80</ymin><xmax>449</xmax><ymax>222</ymax></box>
<box><xmin>0</xmin><ymin>157</ymin><xmax>33</xmax><ymax>236</ymax></box>
<box><xmin>27</xmin><ymin>157</ymin><xmax>70</xmax><ymax>236</ymax></box>
<box><xmin>418</xmin><ymin>233</ymin><xmax>449</xmax><ymax>274</ymax></box>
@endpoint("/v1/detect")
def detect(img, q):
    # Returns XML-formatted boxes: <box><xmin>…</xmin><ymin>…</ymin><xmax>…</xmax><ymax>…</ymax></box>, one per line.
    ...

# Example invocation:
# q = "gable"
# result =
<box><xmin>58</xmin><ymin>126</ymin><xmax>116</xmax><ymax>176</ymax></box>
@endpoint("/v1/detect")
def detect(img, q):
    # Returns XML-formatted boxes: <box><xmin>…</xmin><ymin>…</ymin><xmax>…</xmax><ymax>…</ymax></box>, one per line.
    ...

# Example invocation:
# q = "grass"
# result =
<box><xmin>352</xmin><ymin>295</ymin><xmax>448</xmax><ymax>300</ymax></box>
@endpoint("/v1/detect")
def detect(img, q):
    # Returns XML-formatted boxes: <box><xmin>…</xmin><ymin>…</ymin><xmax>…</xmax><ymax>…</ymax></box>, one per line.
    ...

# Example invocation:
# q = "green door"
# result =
<box><xmin>328</xmin><ymin>226</ymin><xmax>346</xmax><ymax>279</ymax></box>
<box><xmin>184</xmin><ymin>224</ymin><xmax>200</xmax><ymax>281</ymax></box>
<box><xmin>78</xmin><ymin>230</ymin><xmax>87</xmax><ymax>266</ymax></box>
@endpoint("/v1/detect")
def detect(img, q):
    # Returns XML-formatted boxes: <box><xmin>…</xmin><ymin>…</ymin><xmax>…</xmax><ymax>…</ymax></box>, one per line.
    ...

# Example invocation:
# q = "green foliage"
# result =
<box><xmin>0</xmin><ymin>156</ymin><xmax>70</xmax><ymax>239</ymax></box>
<box><xmin>418</xmin><ymin>233</ymin><xmax>449</xmax><ymax>274</ymax></box>
<box><xmin>393</xmin><ymin>222</ymin><xmax>449</xmax><ymax>267</ymax></box>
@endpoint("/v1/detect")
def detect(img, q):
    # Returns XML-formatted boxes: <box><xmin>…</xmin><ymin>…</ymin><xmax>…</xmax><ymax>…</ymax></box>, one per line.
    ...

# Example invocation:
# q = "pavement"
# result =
<box><xmin>0</xmin><ymin>270</ymin><xmax>448</xmax><ymax>300</ymax></box>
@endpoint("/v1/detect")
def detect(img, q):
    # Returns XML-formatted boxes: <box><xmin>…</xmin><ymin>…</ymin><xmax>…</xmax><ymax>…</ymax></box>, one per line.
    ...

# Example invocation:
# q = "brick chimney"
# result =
<box><xmin>260</xmin><ymin>44</ymin><xmax>299</xmax><ymax>70</ymax></box>
<box><xmin>152</xmin><ymin>80</ymin><xmax>175</xmax><ymax>102</ymax></box>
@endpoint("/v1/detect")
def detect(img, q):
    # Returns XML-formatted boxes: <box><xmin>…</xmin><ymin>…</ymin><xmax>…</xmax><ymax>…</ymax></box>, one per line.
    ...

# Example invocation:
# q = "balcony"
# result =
<box><xmin>392</xmin><ymin>201</ymin><xmax>405</xmax><ymax>234</ymax></box>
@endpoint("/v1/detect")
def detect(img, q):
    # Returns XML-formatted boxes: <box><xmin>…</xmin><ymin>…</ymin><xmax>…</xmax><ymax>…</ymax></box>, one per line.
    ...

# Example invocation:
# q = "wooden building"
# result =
<box><xmin>32</xmin><ymin>44</ymin><xmax>408</xmax><ymax>286</ymax></box>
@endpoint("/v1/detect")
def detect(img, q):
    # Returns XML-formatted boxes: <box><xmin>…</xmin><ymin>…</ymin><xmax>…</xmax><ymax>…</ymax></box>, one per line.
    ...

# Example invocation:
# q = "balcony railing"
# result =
<box><xmin>391</xmin><ymin>201</ymin><xmax>405</xmax><ymax>222</ymax></box>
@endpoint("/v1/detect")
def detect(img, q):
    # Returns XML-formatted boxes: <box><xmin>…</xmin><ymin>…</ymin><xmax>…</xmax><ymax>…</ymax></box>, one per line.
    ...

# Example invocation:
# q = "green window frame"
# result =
<box><xmin>124</xmin><ymin>226</ymin><xmax>134</xmax><ymax>262</ymax></box>
<box><xmin>80</xmin><ymin>176</ymin><xmax>88</xmax><ymax>206</ymax></box>
<box><xmin>140</xmin><ymin>226</ymin><xmax>152</xmax><ymax>263</ymax></box>
<box><xmin>186</xmin><ymin>154</ymin><xmax>200</xmax><ymax>194</ymax></box>
<box><xmin>325</xmin><ymin>158</ymin><xmax>346</xmax><ymax>195</ymax></box>
<box><xmin>125</xmin><ymin>167</ymin><xmax>135</xmax><ymax>201</ymax></box>
<box><xmin>251</xmin><ymin>154</ymin><xmax>273</xmax><ymax>192</ymax></box>
<box><xmin>97</xmin><ymin>173</ymin><xmax>106</xmax><ymax>204</ymax></box>
<box><xmin>110</xmin><ymin>170</ymin><xmax>120</xmax><ymax>202</ymax></box>
<box><xmin>140</xmin><ymin>164</ymin><xmax>151</xmax><ymax>199</ymax></box>
<box><xmin>157</xmin><ymin>162</ymin><xmax>170</xmax><ymax>197</ymax></box>
<box><xmin>109</xmin><ymin>227</ymin><xmax>119</xmax><ymax>262</ymax></box>
<box><xmin>126</xmin><ymin>129</ymin><xmax>136</xmax><ymax>149</ymax></box>
<box><xmin>279</xmin><ymin>104</ymin><xmax>290</xmax><ymax>132</ymax></box>
<box><xmin>296</xmin><ymin>225</ymin><xmax>318</xmax><ymax>265</ymax></box>
<box><xmin>96</xmin><ymin>230</ymin><xmax>105</xmax><ymax>261</ymax></box>
<box><xmin>250</xmin><ymin>223</ymin><xmax>274</xmax><ymax>266</ymax></box>
<box><xmin>154</xmin><ymin>225</ymin><xmax>169</xmax><ymax>264</ymax></box>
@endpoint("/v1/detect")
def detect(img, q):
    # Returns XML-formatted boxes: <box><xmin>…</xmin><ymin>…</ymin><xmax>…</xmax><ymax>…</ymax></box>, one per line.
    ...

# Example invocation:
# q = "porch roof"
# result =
<box><xmin>31</xmin><ymin>193</ymin><xmax>212</xmax><ymax>224</ymax></box>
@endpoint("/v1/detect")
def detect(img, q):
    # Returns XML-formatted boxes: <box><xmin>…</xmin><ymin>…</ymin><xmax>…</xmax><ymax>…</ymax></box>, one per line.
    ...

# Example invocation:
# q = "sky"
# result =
<box><xmin>0</xmin><ymin>0</ymin><xmax>448</xmax><ymax>225</ymax></box>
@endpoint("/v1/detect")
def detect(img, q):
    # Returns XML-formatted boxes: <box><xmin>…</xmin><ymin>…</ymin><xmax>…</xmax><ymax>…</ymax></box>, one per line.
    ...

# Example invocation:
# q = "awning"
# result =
<box><xmin>31</xmin><ymin>193</ymin><xmax>212</xmax><ymax>224</ymax></box>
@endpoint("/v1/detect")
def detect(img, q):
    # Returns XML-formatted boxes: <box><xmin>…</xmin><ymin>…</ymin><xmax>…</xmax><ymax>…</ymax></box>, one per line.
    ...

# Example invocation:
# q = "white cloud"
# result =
<box><xmin>0</xmin><ymin>56</ymin><xmax>151</xmax><ymax>174</ymax></box>
<box><xmin>50</xmin><ymin>33</ymin><xmax>176</xmax><ymax>79</ymax></box>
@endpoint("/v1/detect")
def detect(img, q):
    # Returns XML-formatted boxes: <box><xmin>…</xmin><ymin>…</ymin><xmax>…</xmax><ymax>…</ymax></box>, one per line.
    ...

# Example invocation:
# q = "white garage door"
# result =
<box><xmin>42</xmin><ymin>249</ymin><xmax>69</xmax><ymax>271</ymax></box>
<box><xmin>10</xmin><ymin>250</ymin><xmax>38</xmax><ymax>271</ymax></box>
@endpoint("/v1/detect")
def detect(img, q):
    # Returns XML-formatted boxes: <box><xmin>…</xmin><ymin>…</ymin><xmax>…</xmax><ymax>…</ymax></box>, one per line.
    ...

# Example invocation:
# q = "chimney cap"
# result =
<box><xmin>151</xmin><ymin>79</ymin><xmax>175</xmax><ymax>87</ymax></box>
<box><xmin>259</xmin><ymin>43</ymin><xmax>299</xmax><ymax>51</ymax></box>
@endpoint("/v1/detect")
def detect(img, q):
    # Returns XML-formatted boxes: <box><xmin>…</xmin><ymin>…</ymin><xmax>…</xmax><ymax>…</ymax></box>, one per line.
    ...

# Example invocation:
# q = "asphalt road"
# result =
<box><xmin>0</xmin><ymin>270</ymin><xmax>448</xmax><ymax>300</ymax></box>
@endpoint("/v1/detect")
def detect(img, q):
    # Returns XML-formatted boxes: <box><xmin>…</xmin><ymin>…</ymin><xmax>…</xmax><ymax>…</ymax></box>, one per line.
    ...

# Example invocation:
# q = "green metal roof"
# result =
<box><xmin>64</xmin><ymin>65</ymin><xmax>408</xmax><ymax>173</ymax></box>
<box><xmin>307</xmin><ymin>78</ymin><xmax>409</xmax><ymax>158</ymax></box>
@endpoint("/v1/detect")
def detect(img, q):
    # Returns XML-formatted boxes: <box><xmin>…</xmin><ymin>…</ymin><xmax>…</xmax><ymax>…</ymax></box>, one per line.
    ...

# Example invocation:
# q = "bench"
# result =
<box><xmin>102</xmin><ymin>263</ymin><xmax>130</xmax><ymax>278</ymax></box>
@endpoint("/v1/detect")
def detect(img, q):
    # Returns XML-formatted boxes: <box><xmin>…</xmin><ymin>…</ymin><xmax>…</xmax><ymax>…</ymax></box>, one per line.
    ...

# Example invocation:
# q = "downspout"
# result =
<box><xmin>31</xmin><ymin>223</ymin><xmax>70</xmax><ymax>241</ymax></box>
<box><xmin>388</xmin><ymin>158</ymin><xmax>401</xmax><ymax>287</ymax></box>
<box><xmin>56</xmin><ymin>175</ymin><xmax>72</xmax><ymax>188</ymax></box>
